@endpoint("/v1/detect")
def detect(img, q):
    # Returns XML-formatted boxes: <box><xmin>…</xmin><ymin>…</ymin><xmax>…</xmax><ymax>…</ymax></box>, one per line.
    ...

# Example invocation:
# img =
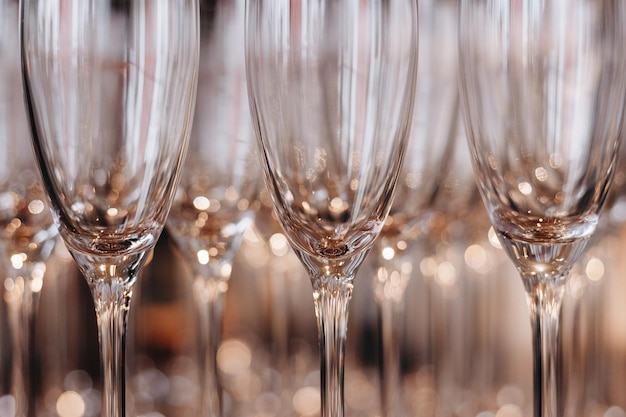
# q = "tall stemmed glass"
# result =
<box><xmin>370</xmin><ymin>1</ymin><xmax>458</xmax><ymax>416</ymax></box>
<box><xmin>165</xmin><ymin>1</ymin><xmax>259</xmax><ymax>416</ymax></box>
<box><xmin>458</xmin><ymin>2</ymin><xmax>626</xmax><ymax>417</ymax></box>
<box><xmin>20</xmin><ymin>2</ymin><xmax>199</xmax><ymax>417</ymax></box>
<box><xmin>1</xmin><ymin>2</ymin><xmax>58</xmax><ymax>416</ymax></box>
<box><xmin>245</xmin><ymin>1</ymin><xmax>418</xmax><ymax>416</ymax></box>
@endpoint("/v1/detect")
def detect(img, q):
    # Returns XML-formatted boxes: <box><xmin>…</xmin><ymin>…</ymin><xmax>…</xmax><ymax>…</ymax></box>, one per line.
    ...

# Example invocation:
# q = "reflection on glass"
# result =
<box><xmin>20</xmin><ymin>2</ymin><xmax>200</xmax><ymax>417</ymax></box>
<box><xmin>246</xmin><ymin>1</ymin><xmax>419</xmax><ymax>416</ymax></box>
<box><xmin>458</xmin><ymin>2</ymin><xmax>626</xmax><ymax>417</ymax></box>
<box><xmin>165</xmin><ymin>1</ymin><xmax>260</xmax><ymax>416</ymax></box>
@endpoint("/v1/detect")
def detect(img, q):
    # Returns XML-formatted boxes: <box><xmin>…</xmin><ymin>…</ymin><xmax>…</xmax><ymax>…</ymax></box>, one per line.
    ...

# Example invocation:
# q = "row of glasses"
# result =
<box><xmin>14</xmin><ymin>3</ymin><xmax>626</xmax><ymax>417</ymax></box>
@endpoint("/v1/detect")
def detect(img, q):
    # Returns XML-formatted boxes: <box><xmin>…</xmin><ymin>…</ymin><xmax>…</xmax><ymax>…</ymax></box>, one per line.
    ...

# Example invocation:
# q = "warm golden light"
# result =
<box><xmin>488</xmin><ymin>227</ymin><xmax>502</xmax><ymax>249</ymax></box>
<box><xmin>10</xmin><ymin>253</ymin><xmax>26</xmax><ymax>269</ymax></box>
<box><xmin>28</xmin><ymin>199</ymin><xmax>45</xmax><ymax>214</ymax></box>
<box><xmin>585</xmin><ymin>257</ymin><xmax>605</xmax><ymax>282</ymax></box>
<box><xmin>436</xmin><ymin>261</ymin><xmax>456</xmax><ymax>287</ymax></box>
<box><xmin>269</xmin><ymin>233</ymin><xmax>289</xmax><ymax>257</ymax></box>
<box><xmin>517</xmin><ymin>182</ymin><xmax>532</xmax><ymax>195</ymax></box>
<box><xmin>193</xmin><ymin>196</ymin><xmax>211</xmax><ymax>211</ymax></box>
<box><xmin>197</xmin><ymin>249</ymin><xmax>210</xmax><ymax>265</ymax></box>
<box><xmin>465</xmin><ymin>244</ymin><xmax>487</xmax><ymax>271</ymax></box>
<box><xmin>382</xmin><ymin>246</ymin><xmax>395</xmax><ymax>260</ymax></box>
<box><xmin>534</xmin><ymin>167</ymin><xmax>549</xmax><ymax>182</ymax></box>
<box><xmin>495</xmin><ymin>404</ymin><xmax>523</xmax><ymax>417</ymax></box>
<box><xmin>420</xmin><ymin>257</ymin><xmax>438</xmax><ymax>277</ymax></box>
<box><xmin>292</xmin><ymin>387</ymin><xmax>320</xmax><ymax>416</ymax></box>
<box><xmin>217</xmin><ymin>339</ymin><xmax>252</xmax><ymax>376</ymax></box>
<box><xmin>56</xmin><ymin>391</ymin><xmax>85</xmax><ymax>417</ymax></box>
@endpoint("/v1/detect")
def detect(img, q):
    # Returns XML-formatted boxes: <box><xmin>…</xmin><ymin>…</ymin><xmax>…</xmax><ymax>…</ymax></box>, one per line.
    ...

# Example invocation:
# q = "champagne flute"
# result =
<box><xmin>20</xmin><ymin>2</ymin><xmax>200</xmax><ymax>417</ymax></box>
<box><xmin>424</xmin><ymin>132</ymin><xmax>496</xmax><ymax>416</ymax></box>
<box><xmin>254</xmin><ymin>186</ymin><xmax>301</xmax><ymax>410</ymax></box>
<box><xmin>369</xmin><ymin>0</ymin><xmax>459</xmax><ymax>415</ymax></box>
<box><xmin>1</xmin><ymin>2</ymin><xmax>58</xmax><ymax>416</ymax></box>
<box><xmin>165</xmin><ymin>1</ymin><xmax>259</xmax><ymax>416</ymax></box>
<box><xmin>458</xmin><ymin>2</ymin><xmax>626</xmax><ymax>417</ymax></box>
<box><xmin>245</xmin><ymin>1</ymin><xmax>418</xmax><ymax>416</ymax></box>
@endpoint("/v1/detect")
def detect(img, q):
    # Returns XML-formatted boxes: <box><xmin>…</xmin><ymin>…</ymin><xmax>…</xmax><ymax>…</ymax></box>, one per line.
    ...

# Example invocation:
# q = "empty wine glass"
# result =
<box><xmin>254</xmin><ymin>183</ymin><xmax>302</xmax><ymax>411</ymax></box>
<box><xmin>458</xmin><ymin>2</ymin><xmax>626</xmax><ymax>417</ymax></box>
<box><xmin>20</xmin><ymin>2</ymin><xmax>200</xmax><ymax>417</ymax></box>
<box><xmin>245</xmin><ymin>1</ymin><xmax>418</xmax><ymax>416</ymax></box>
<box><xmin>165</xmin><ymin>1</ymin><xmax>259</xmax><ymax>416</ymax></box>
<box><xmin>423</xmin><ymin>129</ymin><xmax>497</xmax><ymax>416</ymax></box>
<box><xmin>1</xmin><ymin>2</ymin><xmax>58</xmax><ymax>416</ymax></box>
<box><xmin>370</xmin><ymin>0</ymin><xmax>459</xmax><ymax>416</ymax></box>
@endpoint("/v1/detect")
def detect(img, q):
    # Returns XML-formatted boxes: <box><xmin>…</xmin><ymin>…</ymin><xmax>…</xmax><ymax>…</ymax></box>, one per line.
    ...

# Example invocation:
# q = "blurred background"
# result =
<box><xmin>3</xmin><ymin>188</ymin><xmax>626</xmax><ymax>417</ymax></box>
<box><xmin>5</xmin><ymin>1</ymin><xmax>626</xmax><ymax>417</ymax></box>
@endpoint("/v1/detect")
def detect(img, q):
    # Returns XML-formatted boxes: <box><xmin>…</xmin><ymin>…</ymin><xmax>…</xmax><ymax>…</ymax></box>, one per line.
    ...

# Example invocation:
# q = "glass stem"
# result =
<box><xmin>5</xmin><ymin>265</ymin><xmax>43</xmax><ymax>417</ymax></box>
<box><xmin>268</xmin><ymin>260</ymin><xmax>290</xmax><ymax>386</ymax></box>
<box><xmin>377</xmin><ymin>294</ymin><xmax>404</xmax><ymax>417</ymax></box>
<box><xmin>192</xmin><ymin>275</ymin><xmax>228</xmax><ymax>417</ymax></box>
<box><xmin>525</xmin><ymin>277</ymin><xmax>565</xmax><ymax>417</ymax></box>
<box><xmin>312</xmin><ymin>275</ymin><xmax>354</xmax><ymax>417</ymax></box>
<box><xmin>91</xmin><ymin>278</ymin><xmax>133</xmax><ymax>417</ymax></box>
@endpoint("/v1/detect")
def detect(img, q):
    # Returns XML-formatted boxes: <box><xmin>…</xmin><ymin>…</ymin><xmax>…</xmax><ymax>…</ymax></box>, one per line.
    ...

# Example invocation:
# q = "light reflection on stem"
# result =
<box><xmin>5</xmin><ymin>262</ymin><xmax>46</xmax><ymax>417</ymax></box>
<box><xmin>192</xmin><ymin>274</ymin><xmax>229</xmax><ymax>417</ymax></box>
<box><xmin>312</xmin><ymin>275</ymin><xmax>353</xmax><ymax>417</ymax></box>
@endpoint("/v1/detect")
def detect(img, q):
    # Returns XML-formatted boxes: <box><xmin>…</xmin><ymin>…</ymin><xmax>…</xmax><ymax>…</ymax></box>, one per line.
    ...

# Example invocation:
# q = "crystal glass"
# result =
<box><xmin>1</xmin><ymin>2</ymin><xmax>57</xmax><ymax>416</ymax></box>
<box><xmin>254</xmin><ymin>188</ymin><xmax>306</xmax><ymax>413</ymax></box>
<box><xmin>245</xmin><ymin>1</ymin><xmax>418</xmax><ymax>416</ymax></box>
<box><xmin>458</xmin><ymin>2</ymin><xmax>626</xmax><ymax>417</ymax></box>
<box><xmin>165</xmin><ymin>1</ymin><xmax>259</xmax><ymax>416</ymax></box>
<box><xmin>424</xmin><ymin>128</ymin><xmax>496</xmax><ymax>416</ymax></box>
<box><xmin>20</xmin><ymin>2</ymin><xmax>200</xmax><ymax>417</ymax></box>
<box><xmin>370</xmin><ymin>0</ymin><xmax>459</xmax><ymax>415</ymax></box>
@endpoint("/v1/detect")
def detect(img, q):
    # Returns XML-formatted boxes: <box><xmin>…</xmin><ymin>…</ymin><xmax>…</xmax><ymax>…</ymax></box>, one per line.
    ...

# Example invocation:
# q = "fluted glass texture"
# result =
<box><xmin>168</xmin><ymin>0</ymin><xmax>258</xmax><ymax>272</ymax></box>
<box><xmin>458</xmin><ymin>3</ymin><xmax>626</xmax><ymax>417</ymax></box>
<box><xmin>246</xmin><ymin>0</ymin><xmax>418</xmax><ymax>269</ymax></box>
<box><xmin>1</xmin><ymin>0</ymin><xmax>56</xmax><ymax>262</ymax></box>
<box><xmin>22</xmin><ymin>0</ymin><xmax>199</xmax><ymax>260</ymax></box>
<box><xmin>460</xmin><ymin>0</ymin><xmax>626</xmax><ymax>247</ymax></box>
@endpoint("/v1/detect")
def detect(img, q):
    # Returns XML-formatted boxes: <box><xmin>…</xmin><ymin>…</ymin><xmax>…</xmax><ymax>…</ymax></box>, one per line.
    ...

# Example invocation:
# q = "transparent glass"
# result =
<box><xmin>245</xmin><ymin>1</ymin><xmax>418</xmax><ymax>417</ymax></box>
<box><xmin>458</xmin><ymin>2</ymin><xmax>626</xmax><ymax>417</ymax></box>
<box><xmin>1</xmin><ymin>2</ymin><xmax>57</xmax><ymax>416</ymax></box>
<box><xmin>165</xmin><ymin>1</ymin><xmax>259</xmax><ymax>416</ymax></box>
<box><xmin>370</xmin><ymin>0</ymin><xmax>459</xmax><ymax>415</ymax></box>
<box><xmin>20</xmin><ymin>2</ymin><xmax>200</xmax><ymax>417</ymax></box>
<box><xmin>253</xmin><ymin>188</ymin><xmax>300</xmax><ymax>413</ymax></box>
